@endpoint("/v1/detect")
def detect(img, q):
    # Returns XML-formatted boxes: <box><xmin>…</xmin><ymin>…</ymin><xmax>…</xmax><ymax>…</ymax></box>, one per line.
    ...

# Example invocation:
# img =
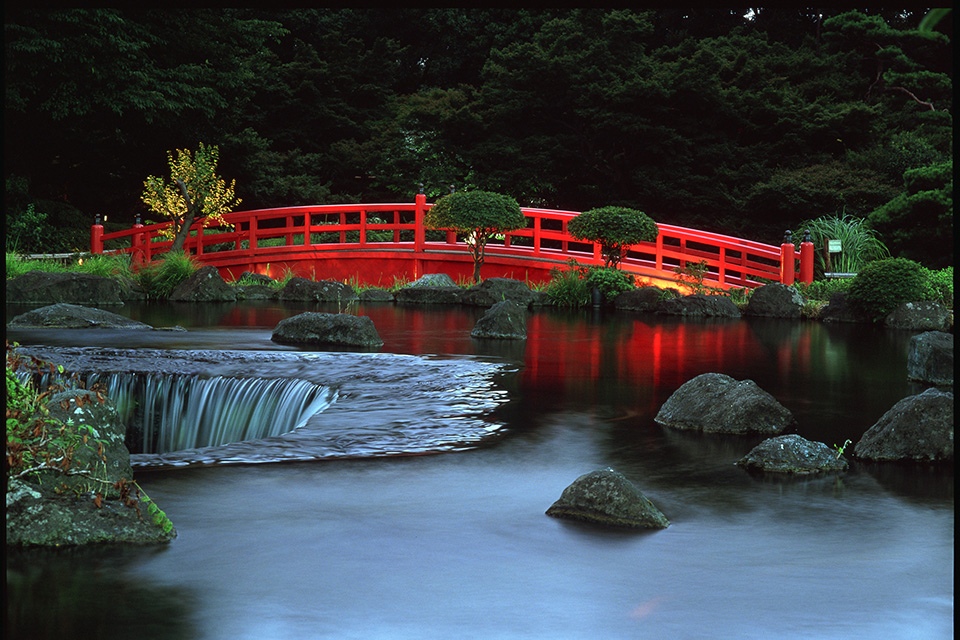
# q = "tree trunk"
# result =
<box><xmin>169</xmin><ymin>179</ymin><xmax>197</xmax><ymax>254</ymax></box>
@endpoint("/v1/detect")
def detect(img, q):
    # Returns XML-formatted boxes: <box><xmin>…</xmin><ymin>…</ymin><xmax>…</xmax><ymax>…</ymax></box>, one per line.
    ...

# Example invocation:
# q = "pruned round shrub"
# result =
<box><xmin>846</xmin><ymin>257</ymin><xmax>928</xmax><ymax>321</ymax></box>
<box><xmin>567</xmin><ymin>206</ymin><xmax>658</xmax><ymax>268</ymax></box>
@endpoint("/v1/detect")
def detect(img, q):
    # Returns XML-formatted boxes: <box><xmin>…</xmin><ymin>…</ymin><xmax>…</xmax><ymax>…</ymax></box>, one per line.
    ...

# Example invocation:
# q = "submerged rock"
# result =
<box><xmin>655</xmin><ymin>373</ymin><xmax>795</xmax><ymax>435</ymax></box>
<box><xmin>546</xmin><ymin>468</ymin><xmax>669</xmax><ymax>529</ymax></box>
<box><xmin>271</xmin><ymin>312</ymin><xmax>383</xmax><ymax>348</ymax></box>
<box><xmin>907</xmin><ymin>331</ymin><xmax>953</xmax><ymax>386</ymax></box>
<box><xmin>736</xmin><ymin>434</ymin><xmax>848</xmax><ymax>474</ymax></box>
<box><xmin>853</xmin><ymin>388</ymin><xmax>954</xmax><ymax>463</ymax></box>
<box><xmin>7</xmin><ymin>303</ymin><xmax>154</xmax><ymax>330</ymax></box>
<box><xmin>470</xmin><ymin>300</ymin><xmax>527</xmax><ymax>340</ymax></box>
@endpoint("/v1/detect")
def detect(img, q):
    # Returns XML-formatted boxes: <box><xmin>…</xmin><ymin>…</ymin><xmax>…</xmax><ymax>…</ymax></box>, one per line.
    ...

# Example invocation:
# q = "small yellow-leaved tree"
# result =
<box><xmin>141</xmin><ymin>143</ymin><xmax>241</xmax><ymax>254</ymax></box>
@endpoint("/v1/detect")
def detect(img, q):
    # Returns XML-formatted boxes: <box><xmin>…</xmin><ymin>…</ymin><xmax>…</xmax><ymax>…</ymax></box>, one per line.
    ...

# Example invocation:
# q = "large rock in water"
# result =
<box><xmin>6</xmin><ymin>271</ymin><xmax>125</xmax><ymax>306</ymax></box>
<box><xmin>613</xmin><ymin>287</ymin><xmax>667</xmax><ymax>312</ymax></box>
<box><xmin>736</xmin><ymin>434</ymin><xmax>848</xmax><ymax>474</ymax></box>
<box><xmin>277</xmin><ymin>277</ymin><xmax>358</xmax><ymax>303</ymax></box>
<box><xmin>657</xmin><ymin>294</ymin><xmax>741</xmax><ymax>318</ymax></box>
<box><xmin>820</xmin><ymin>291</ymin><xmax>873</xmax><ymax>324</ymax></box>
<box><xmin>907</xmin><ymin>331</ymin><xmax>953</xmax><ymax>385</ymax></box>
<box><xmin>406</xmin><ymin>273</ymin><xmax>457</xmax><ymax>288</ymax></box>
<box><xmin>271</xmin><ymin>312</ymin><xmax>383</xmax><ymax>348</ymax></box>
<box><xmin>655</xmin><ymin>373</ymin><xmax>795</xmax><ymax>434</ymax></box>
<box><xmin>470</xmin><ymin>300</ymin><xmax>527</xmax><ymax>339</ymax></box>
<box><xmin>460</xmin><ymin>278</ymin><xmax>536</xmax><ymax>307</ymax></box>
<box><xmin>395</xmin><ymin>285</ymin><xmax>464</xmax><ymax>305</ymax></box>
<box><xmin>883</xmin><ymin>301</ymin><xmax>952</xmax><ymax>331</ymax></box>
<box><xmin>7</xmin><ymin>303</ymin><xmax>154</xmax><ymax>330</ymax></box>
<box><xmin>546</xmin><ymin>468</ymin><xmax>669</xmax><ymax>529</ymax></box>
<box><xmin>743</xmin><ymin>283</ymin><xmax>804</xmax><ymax>319</ymax></box>
<box><xmin>853</xmin><ymin>388</ymin><xmax>954</xmax><ymax>463</ymax></box>
<box><xmin>169</xmin><ymin>265</ymin><xmax>237</xmax><ymax>302</ymax></box>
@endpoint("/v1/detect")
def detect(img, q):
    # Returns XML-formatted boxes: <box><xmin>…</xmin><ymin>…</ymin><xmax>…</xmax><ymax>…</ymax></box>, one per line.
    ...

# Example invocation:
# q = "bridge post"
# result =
<box><xmin>91</xmin><ymin>214</ymin><xmax>104</xmax><ymax>254</ymax></box>
<box><xmin>415</xmin><ymin>192</ymin><xmax>426</xmax><ymax>252</ymax></box>
<box><xmin>132</xmin><ymin>213</ymin><xmax>144</xmax><ymax>266</ymax></box>
<box><xmin>799</xmin><ymin>229</ymin><xmax>814</xmax><ymax>285</ymax></box>
<box><xmin>780</xmin><ymin>230</ymin><xmax>795</xmax><ymax>286</ymax></box>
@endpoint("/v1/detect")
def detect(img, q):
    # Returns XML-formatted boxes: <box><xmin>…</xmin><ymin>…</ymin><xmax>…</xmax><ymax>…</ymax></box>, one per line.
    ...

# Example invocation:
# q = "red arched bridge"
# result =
<box><xmin>92</xmin><ymin>194</ymin><xmax>813</xmax><ymax>290</ymax></box>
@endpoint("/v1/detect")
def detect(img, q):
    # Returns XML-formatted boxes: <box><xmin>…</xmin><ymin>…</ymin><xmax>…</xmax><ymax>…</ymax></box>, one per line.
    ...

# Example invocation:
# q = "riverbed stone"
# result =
<box><xmin>7</xmin><ymin>303</ymin><xmax>154</xmax><ymax>330</ymax></box>
<box><xmin>907</xmin><ymin>331</ymin><xmax>953</xmax><ymax>385</ymax></box>
<box><xmin>743</xmin><ymin>283</ymin><xmax>804</xmax><ymax>319</ymax></box>
<box><xmin>736</xmin><ymin>434</ymin><xmax>848</xmax><ymax>474</ymax></box>
<box><xmin>470</xmin><ymin>300</ymin><xmax>527</xmax><ymax>340</ymax></box>
<box><xmin>235</xmin><ymin>284</ymin><xmax>276</xmax><ymax>300</ymax></box>
<box><xmin>271</xmin><ymin>311</ymin><xmax>383</xmax><ymax>348</ymax></box>
<box><xmin>169</xmin><ymin>265</ymin><xmax>237</xmax><ymax>302</ymax></box>
<box><xmin>883</xmin><ymin>300</ymin><xmax>951</xmax><ymax>331</ymax></box>
<box><xmin>461</xmin><ymin>278</ymin><xmax>536</xmax><ymax>308</ymax></box>
<box><xmin>655</xmin><ymin>372</ymin><xmax>795</xmax><ymax>434</ymax></box>
<box><xmin>546</xmin><ymin>468</ymin><xmax>669</xmax><ymax>529</ymax></box>
<box><xmin>657</xmin><ymin>293</ymin><xmax>741</xmax><ymax>317</ymax></box>
<box><xmin>853</xmin><ymin>388</ymin><xmax>954</xmax><ymax>463</ymax></box>
<box><xmin>277</xmin><ymin>277</ymin><xmax>359</xmax><ymax>303</ymax></box>
<box><xmin>6</xmin><ymin>271</ymin><xmax>125</xmax><ymax>306</ymax></box>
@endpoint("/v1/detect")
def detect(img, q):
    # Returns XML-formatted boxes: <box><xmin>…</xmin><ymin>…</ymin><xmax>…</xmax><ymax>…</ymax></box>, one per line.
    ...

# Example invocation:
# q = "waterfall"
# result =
<box><xmin>18</xmin><ymin>371</ymin><xmax>336</xmax><ymax>454</ymax></box>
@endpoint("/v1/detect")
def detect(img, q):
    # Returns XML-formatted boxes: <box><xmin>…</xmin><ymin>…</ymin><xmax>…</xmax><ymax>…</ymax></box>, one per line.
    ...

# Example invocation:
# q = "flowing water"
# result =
<box><xmin>5</xmin><ymin>300</ymin><xmax>953</xmax><ymax>640</ymax></box>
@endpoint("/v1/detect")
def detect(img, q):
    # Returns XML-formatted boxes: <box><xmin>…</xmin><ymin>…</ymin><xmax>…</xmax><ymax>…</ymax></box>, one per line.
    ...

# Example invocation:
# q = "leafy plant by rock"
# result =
<box><xmin>793</xmin><ymin>214</ymin><xmax>890</xmax><ymax>278</ymax></box>
<box><xmin>845</xmin><ymin>257</ymin><xmax>928</xmax><ymax>321</ymax></box>
<box><xmin>567</xmin><ymin>206</ymin><xmax>658</xmax><ymax>269</ymax></box>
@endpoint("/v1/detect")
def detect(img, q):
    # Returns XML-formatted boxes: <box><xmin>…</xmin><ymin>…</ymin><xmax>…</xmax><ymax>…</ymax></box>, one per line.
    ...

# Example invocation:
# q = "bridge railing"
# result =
<box><xmin>92</xmin><ymin>197</ymin><xmax>812</xmax><ymax>288</ymax></box>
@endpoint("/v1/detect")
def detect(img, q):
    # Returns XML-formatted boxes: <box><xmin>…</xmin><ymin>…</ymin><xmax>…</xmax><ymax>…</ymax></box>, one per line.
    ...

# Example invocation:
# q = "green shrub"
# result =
<box><xmin>567</xmin><ymin>206</ymin><xmax>658</xmax><ymax>269</ymax></box>
<box><xmin>793</xmin><ymin>278</ymin><xmax>855</xmax><ymax>301</ymax></box>
<box><xmin>921</xmin><ymin>266</ymin><xmax>953</xmax><ymax>308</ymax></box>
<box><xmin>587</xmin><ymin>266</ymin><xmax>636</xmax><ymax>302</ymax></box>
<box><xmin>846</xmin><ymin>258</ymin><xmax>927</xmax><ymax>321</ymax></box>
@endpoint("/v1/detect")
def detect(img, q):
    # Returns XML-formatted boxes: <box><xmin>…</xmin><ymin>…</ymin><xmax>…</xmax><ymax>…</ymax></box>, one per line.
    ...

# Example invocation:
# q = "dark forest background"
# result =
<box><xmin>4</xmin><ymin>8</ymin><xmax>953</xmax><ymax>264</ymax></box>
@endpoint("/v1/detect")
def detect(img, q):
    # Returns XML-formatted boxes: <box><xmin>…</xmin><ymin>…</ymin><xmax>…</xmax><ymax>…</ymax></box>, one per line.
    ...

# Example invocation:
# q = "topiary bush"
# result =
<box><xmin>567</xmin><ymin>206</ymin><xmax>658</xmax><ymax>269</ymax></box>
<box><xmin>425</xmin><ymin>190</ymin><xmax>526</xmax><ymax>283</ymax></box>
<box><xmin>846</xmin><ymin>258</ymin><xmax>928</xmax><ymax>321</ymax></box>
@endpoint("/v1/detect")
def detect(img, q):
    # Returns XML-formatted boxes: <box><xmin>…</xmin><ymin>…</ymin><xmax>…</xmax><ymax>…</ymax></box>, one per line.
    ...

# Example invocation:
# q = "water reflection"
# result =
<box><xmin>6</xmin><ymin>546</ymin><xmax>197</xmax><ymax>640</ymax></box>
<box><xmin>4</xmin><ymin>301</ymin><xmax>952</xmax><ymax>640</ymax></box>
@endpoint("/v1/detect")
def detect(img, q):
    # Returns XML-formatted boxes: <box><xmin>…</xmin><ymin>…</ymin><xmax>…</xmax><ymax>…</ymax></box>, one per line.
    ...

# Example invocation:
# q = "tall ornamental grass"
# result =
<box><xmin>795</xmin><ymin>214</ymin><xmax>889</xmax><ymax>277</ymax></box>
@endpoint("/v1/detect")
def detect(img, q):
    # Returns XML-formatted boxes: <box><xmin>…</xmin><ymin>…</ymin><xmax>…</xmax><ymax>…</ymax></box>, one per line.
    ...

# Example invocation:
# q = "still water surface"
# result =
<box><xmin>6</xmin><ymin>301</ymin><xmax>953</xmax><ymax>639</ymax></box>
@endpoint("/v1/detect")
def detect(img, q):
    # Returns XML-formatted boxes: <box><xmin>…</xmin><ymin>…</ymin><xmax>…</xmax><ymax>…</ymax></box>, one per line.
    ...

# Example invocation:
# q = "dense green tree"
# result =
<box><xmin>867</xmin><ymin>160</ymin><xmax>953</xmax><ymax>268</ymax></box>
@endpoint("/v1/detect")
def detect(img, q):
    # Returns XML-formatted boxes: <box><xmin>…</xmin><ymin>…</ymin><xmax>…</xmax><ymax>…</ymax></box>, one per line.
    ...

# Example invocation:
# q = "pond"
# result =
<box><xmin>5</xmin><ymin>300</ymin><xmax>954</xmax><ymax>640</ymax></box>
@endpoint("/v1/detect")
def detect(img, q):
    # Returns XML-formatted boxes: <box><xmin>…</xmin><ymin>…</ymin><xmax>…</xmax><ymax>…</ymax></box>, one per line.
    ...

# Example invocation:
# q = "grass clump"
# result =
<box><xmin>795</xmin><ymin>214</ymin><xmax>890</xmax><ymax>278</ymax></box>
<box><xmin>134</xmin><ymin>251</ymin><xmax>200</xmax><ymax>300</ymax></box>
<box><xmin>544</xmin><ymin>260</ymin><xmax>636</xmax><ymax>307</ymax></box>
